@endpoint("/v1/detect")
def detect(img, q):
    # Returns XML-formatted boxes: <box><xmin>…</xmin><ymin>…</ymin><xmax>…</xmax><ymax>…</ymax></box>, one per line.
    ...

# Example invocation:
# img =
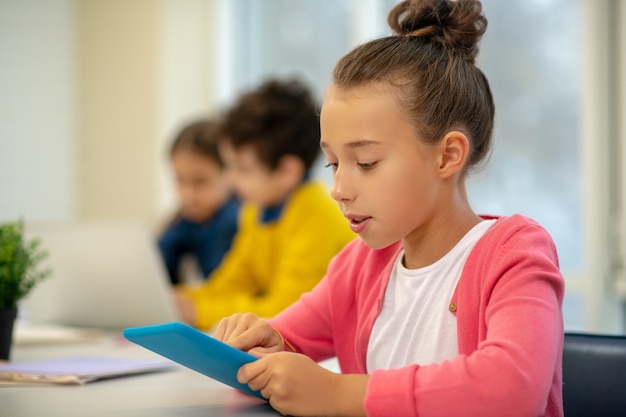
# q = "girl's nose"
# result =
<box><xmin>329</xmin><ymin>169</ymin><xmax>355</xmax><ymax>203</ymax></box>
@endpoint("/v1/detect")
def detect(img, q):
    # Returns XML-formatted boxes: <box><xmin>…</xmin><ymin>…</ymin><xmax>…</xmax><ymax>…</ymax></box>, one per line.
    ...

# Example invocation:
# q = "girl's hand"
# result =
<box><xmin>214</xmin><ymin>313</ymin><xmax>284</xmax><ymax>356</ymax></box>
<box><xmin>238</xmin><ymin>352</ymin><xmax>368</xmax><ymax>417</ymax></box>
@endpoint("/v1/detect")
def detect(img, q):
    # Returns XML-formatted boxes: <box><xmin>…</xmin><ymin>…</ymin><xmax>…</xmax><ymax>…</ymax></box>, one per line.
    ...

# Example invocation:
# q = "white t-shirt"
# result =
<box><xmin>366</xmin><ymin>220</ymin><xmax>496</xmax><ymax>372</ymax></box>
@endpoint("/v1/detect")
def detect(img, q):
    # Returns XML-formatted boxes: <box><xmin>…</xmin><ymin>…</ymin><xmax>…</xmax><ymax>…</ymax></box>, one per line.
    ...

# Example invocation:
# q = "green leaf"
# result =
<box><xmin>0</xmin><ymin>219</ymin><xmax>52</xmax><ymax>309</ymax></box>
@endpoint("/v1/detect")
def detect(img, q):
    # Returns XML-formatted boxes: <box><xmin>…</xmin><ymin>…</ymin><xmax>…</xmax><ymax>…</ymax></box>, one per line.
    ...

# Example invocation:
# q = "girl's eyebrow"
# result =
<box><xmin>320</xmin><ymin>139</ymin><xmax>382</xmax><ymax>150</ymax></box>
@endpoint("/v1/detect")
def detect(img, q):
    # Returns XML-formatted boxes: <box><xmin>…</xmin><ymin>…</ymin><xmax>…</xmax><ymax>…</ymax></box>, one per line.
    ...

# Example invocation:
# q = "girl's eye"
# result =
<box><xmin>358</xmin><ymin>161</ymin><xmax>377</xmax><ymax>170</ymax></box>
<box><xmin>324</xmin><ymin>162</ymin><xmax>338</xmax><ymax>171</ymax></box>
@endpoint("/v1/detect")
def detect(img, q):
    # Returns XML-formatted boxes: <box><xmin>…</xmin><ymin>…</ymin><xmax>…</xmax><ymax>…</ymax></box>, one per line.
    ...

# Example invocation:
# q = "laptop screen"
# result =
<box><xmin>21</xmin><ymin>221</ymin><xmax>179</xmax><ymax>330</ymax></box>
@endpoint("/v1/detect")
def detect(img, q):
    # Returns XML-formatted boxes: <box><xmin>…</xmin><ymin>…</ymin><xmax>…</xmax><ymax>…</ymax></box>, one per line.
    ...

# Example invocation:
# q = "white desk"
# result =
<box><xmin>0</xmin><ymin>331</ymin><xmax>280</xmax><ymax>417</ymax></box>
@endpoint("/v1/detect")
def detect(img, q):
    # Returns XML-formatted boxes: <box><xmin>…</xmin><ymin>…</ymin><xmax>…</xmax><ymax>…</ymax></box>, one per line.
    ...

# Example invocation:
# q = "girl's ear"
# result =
<box><xmin>436</xmin><ymin>131</ymin><xmax>470</xmax><ymax>179</ymax></box>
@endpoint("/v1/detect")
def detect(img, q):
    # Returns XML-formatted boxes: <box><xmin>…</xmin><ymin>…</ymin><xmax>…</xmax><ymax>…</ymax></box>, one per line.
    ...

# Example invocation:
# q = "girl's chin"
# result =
<box><xmin>359</xmin><ymin>235</ymin><xmax>397</xmax><ymax>251</ymax></box>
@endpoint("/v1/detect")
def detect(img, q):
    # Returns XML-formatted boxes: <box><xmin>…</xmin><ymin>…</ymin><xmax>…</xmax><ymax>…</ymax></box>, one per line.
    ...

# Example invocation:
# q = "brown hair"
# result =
<box><xmin>333</xmin><ymin>0</ymin><xmax>494</xmax><ymax>171</ymax></box>
<box><xmin>219</xmin><ymin>78</ymin><xmax>321</xmax><ymax>172</ymax></box>
<box><xmin>170</xmin><ymin>120</ymin><xmax>224</xmax><ymax>168</ymax></box>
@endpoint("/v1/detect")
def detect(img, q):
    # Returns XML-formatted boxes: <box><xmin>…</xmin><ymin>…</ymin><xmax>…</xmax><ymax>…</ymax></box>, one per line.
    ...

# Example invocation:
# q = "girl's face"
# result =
<box><xmin>320</xmin><ymin>84</ymin><xmax>443</xmax><ymax>250</ymax></box>
<box><xmin>171</xmin><ymin>149</ymin><xmax>231</xmax><ymax>223</ymax></box>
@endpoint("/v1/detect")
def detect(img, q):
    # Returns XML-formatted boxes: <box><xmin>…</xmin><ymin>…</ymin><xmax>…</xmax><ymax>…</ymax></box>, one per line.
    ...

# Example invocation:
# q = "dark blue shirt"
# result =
<box><xmin>158</xmin><ymin>196</ymin><xmax>240</xmax><ymax>285</ymax></box>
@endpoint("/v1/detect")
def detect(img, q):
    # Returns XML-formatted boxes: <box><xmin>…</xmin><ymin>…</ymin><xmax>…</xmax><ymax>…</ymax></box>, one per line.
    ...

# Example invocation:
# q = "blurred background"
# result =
<box><xmin>1</xmin><ymin>0</ymin><xmax>625</xmax><ymax>333</ymax></box>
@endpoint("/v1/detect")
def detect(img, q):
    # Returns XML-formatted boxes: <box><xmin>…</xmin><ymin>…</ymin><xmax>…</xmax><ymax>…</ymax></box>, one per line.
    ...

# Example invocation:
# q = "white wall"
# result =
<box><xmin>0</xmin><ymin>0</ymin><xmax>77</xmax><ymax>222</ymax></box>
<box><xmin>158</xmin><ymin>0</ymin><xmax>220</xmax><ymax>217</ymax></box>
<box><xmin>0</xmin><ymin>0</ymin><xmax>218</xmax><ymax>227</ymax></box>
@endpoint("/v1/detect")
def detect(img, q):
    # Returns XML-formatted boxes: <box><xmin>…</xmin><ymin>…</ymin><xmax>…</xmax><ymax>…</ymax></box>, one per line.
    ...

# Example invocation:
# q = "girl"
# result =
<box><xmin>215</xmin><ymin>1</ymin><xmax>564</xmax><ymax>416</ymax></box>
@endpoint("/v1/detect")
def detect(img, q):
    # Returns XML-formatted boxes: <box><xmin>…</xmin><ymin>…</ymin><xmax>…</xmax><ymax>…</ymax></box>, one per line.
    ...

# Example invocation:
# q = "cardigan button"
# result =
<box><xmin>449</xmin><ymin>301</ymin><xmax>458</xmax><ymax>312</ymax></box>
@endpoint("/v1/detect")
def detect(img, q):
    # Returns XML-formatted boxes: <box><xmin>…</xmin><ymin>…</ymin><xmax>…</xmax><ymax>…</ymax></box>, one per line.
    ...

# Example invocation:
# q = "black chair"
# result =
<box><xmin>562</xmin><ymin>332</ymin><xmax>626</xmax><ymax>417</ymax></box>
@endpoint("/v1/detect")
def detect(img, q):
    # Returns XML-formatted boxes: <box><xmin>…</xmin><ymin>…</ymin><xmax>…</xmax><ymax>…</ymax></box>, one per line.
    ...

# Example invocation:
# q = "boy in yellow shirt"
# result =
<box><xmin>174</xmin><ymin>78</ymin><xmax>355</xmax><ymax>331</ymax></box>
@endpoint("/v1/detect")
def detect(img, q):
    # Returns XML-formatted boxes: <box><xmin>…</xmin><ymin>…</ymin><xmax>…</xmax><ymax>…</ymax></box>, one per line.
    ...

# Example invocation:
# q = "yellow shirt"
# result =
<box><xmin>182</xmin><ymin>181</ymin><xmax>355</xmax><ymax>330</ymax></box>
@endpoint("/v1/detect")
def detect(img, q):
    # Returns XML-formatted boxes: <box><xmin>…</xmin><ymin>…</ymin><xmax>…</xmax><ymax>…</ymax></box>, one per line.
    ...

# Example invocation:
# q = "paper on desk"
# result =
<box><xmin>13</xmin><ymin>322</ymin><xmax>105</xmax><ymax>345</ymax></box>
<box><xmin>0</xmin><ymin>356</ymin><xmax>177</xmax><ymax>385</ymax></box>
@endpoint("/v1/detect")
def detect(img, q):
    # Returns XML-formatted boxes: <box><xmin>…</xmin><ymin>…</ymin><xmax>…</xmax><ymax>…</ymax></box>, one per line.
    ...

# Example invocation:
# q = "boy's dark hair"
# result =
<box><xmin>170</xmin><ymin>120</ymin><xmax>224</xmax><ymax>168</ymax></box>
<box><xmin>332</xmin><ymin>0</ymin><xmax>494</xmax><ymax>173</ymax></box>
<box><xmin>220</xmin><ymin>78</ymin><xmax>321</xmax><ymax>171</ymax></box>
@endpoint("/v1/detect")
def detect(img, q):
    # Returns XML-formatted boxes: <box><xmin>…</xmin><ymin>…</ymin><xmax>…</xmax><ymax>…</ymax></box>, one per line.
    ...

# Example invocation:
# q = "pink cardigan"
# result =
<box><xmin>271</xmin><ymin>215</ymin><xmax>564</xmax><ymax>417</ymax></box>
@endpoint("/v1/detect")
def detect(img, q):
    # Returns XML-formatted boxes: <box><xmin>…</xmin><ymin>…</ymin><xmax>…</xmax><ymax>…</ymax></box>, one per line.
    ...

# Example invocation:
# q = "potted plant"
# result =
<box><xmin>0</xmin><ymin>219</ymin><xmax>51</xmax><ymax>360</ymax></box>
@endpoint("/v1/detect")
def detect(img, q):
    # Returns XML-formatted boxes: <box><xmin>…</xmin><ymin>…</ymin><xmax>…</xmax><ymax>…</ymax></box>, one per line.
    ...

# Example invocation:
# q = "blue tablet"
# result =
<box><xmin>123</xmin><ymin>322</ymin><xmax>264</xmax><ymax>399</ymax></box>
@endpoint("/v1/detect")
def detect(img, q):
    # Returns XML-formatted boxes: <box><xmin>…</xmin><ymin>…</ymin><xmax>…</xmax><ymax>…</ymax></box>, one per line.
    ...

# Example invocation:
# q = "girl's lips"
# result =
<box><xmin>349</xmin><ymin>217</ymin><xmax>371</xmax><ymax>234</ymax></box>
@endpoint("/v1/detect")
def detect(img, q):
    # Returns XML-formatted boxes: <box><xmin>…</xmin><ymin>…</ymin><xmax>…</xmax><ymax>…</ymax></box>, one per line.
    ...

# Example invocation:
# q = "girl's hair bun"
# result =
<box><xmin>388</xmin><ymin>0</ymin><xmax>487</xmax><ymax>62</ymax></box>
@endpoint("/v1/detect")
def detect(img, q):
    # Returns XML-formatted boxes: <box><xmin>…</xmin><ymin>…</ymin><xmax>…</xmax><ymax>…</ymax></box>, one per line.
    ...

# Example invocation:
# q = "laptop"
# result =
<box><xmin>20</xmin><ymin>221</ymin><xmax>180</xmax><ymax>331</ymax></box>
